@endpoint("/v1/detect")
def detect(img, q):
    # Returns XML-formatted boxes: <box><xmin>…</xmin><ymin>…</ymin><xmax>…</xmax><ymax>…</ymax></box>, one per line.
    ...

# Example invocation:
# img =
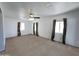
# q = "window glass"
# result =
<box><xmin>55</xmin><ymin>21</ymin><xmax>64</xmax><ymax>33</ymax></box>
<box><xmin>20</xmin><ymin>22</ymin><xmax>25</xmax><ymax>31</ymax></box>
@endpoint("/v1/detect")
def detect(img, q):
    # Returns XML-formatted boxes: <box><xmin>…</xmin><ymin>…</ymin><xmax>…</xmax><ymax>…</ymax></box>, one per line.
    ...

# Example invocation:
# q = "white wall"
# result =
<box><xmin>38</xmin><ymin>8</ymin><xmax>79</xmax><ymax>47</ymax></box>
<box><xmin>4</xmin><ymin>16</ymin><xmax>32</xmax><ymax>38</ymax></box>
<box><xmin>4</xmin><ymin>16</ymin><xmax>18</xmax><ymax>38</ymax></box>
<box><xmin>0</xmin><ymin>3</ymin><xmax>32</xmax><ymax>38</ymax></box>
<box><xmin>20</xmin><ymin>20</ymin><xmax>32</xmax><ymax>36</ymax></box>
<box><xmin>38</xmin><ymin>17</ymin><xmax>52</xmax><ymax>39</ymax></box>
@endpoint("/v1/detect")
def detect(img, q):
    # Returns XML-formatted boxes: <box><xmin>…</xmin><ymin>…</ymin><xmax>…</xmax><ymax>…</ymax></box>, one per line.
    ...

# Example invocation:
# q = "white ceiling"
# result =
<box><xmin>0</xmin><ymin>2</ymin><xmax>79</xmax><ymax>19</ymax></box>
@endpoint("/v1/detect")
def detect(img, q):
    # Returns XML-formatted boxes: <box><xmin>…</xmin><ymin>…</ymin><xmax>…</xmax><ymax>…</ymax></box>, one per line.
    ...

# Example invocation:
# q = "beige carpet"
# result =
<box><xmin>0</xmin><ymin>34</ymin><xmax>79</xmax><ymax>56</ymax></box>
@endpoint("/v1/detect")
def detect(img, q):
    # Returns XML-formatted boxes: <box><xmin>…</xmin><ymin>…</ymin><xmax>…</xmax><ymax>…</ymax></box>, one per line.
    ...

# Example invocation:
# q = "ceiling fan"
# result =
<box><xmin>25</xmin><ymin>8</ymin><xmax>40</xmax><ymax>21</ymax></box>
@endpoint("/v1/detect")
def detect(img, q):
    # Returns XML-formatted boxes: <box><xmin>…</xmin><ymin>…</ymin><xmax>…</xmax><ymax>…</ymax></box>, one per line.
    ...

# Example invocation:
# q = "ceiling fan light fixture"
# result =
<box><xmin>28</xmin><ymin>9</ymin><xmax>35</xmax><ymax>21</ymax></box>
<box><xmin>29</xmin><ymin>14</ymin><xmax>34</xmax><ymax>18</ymax></box>
<box><xmin>28</xmin><ymin>17</ymin><xmax>34</xmax><ymax>21</ymax></box>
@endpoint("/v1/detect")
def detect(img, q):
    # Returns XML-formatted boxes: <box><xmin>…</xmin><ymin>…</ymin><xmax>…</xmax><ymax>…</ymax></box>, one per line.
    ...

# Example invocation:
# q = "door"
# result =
<box><xmin>36</xmin><ymin>22</ymin><xmax>38</xmax><ymax>36</ymax></box>
<box><xmin>33</xmin><ymin>23</ymin><xmax>35</xmax><ymax>35</ymax></box>
<box><xmin>33</xmin><ymin>22</ymin><xmax>38</xmax><ymax>36</ymax></box>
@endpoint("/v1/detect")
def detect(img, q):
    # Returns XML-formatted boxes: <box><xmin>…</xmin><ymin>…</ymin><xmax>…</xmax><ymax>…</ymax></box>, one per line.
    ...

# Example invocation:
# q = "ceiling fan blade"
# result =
<box><xmin>34</xmin><ymin>17</ymin><xmax>40</xmax><ymax>19</ymax></box>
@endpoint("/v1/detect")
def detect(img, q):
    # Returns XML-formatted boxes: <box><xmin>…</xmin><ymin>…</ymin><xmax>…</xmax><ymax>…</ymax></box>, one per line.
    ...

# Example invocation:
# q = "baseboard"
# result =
<box><xmin>6</xmin><ymin>34</ymin><xmax>33</xmax><ymax>39</ymax></box>
<box><xmin>66</xmin><ymin>43</ymin><xmax>79</xmax><ymax>48</ymax></box>
<box><xmin>39</xmin><ymin>35</ymin><xmax>79</xmax><ymax>48</ymax></box>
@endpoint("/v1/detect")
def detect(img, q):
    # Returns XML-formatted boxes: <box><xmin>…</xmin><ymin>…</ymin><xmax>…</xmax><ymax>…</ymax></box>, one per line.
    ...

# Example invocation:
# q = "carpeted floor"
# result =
<box><xmin>0</xmin><ymin>34</ymin><xmax>79</xmax><ymax>56</ymax></box>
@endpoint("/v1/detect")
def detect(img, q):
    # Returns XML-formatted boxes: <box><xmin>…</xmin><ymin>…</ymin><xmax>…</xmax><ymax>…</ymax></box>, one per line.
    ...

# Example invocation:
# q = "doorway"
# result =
<box><xmin>33</xmin><ymin>22</ymin><xmax>39</xmax><ymax>36</ymax></box>
<box><xmin>17</xmin><ymin>22</ymin><xmax>25</xmax><ymax>36</ymax></box>
<box><xmin>33</xmin><ymin>23</ymin><xmax>35</xmax><ymax>35</ymax></box>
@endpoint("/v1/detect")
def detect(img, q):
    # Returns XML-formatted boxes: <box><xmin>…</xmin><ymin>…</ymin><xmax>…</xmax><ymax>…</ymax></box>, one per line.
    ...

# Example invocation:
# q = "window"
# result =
<box><xmin>55</xmin><ymin>21</ymin><xmax>64</xmax><ymax>33</ymax></box>
<box><xmin>20</xmin><ymin>22</ymin><xmax>25</xmax><ymax>31</ymax></box>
